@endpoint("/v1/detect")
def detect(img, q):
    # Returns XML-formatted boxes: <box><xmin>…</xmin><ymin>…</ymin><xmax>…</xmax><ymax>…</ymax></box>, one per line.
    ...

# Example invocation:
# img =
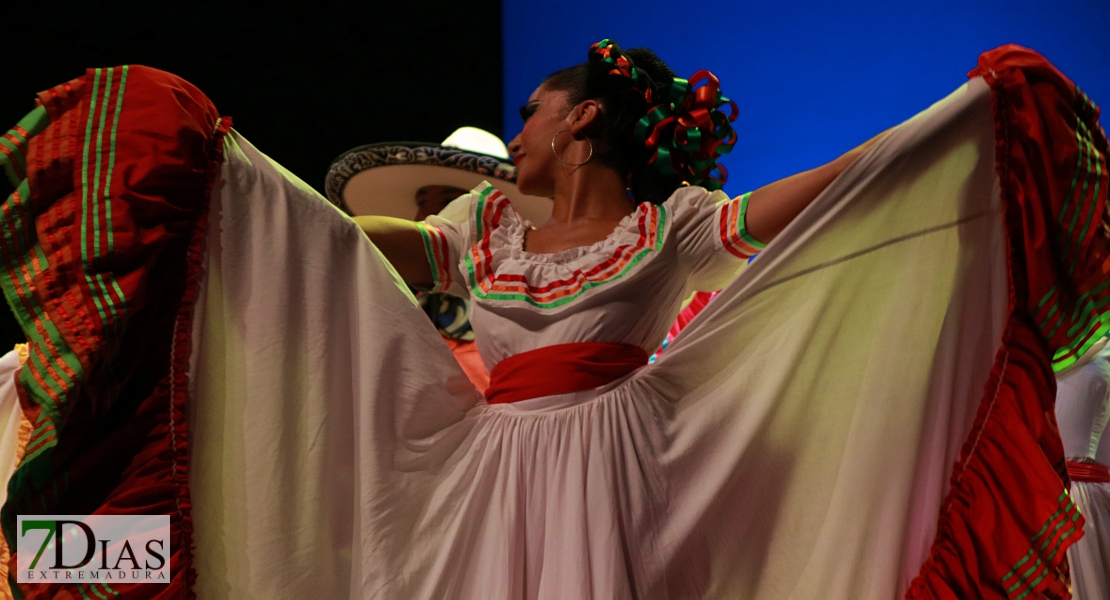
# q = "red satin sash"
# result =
<box><xmin>485</xmin><ymin>342</ymin><xmax>649</xmax><ymax>405</ymax></box>
<box><xmin>1066</xmin><ymin>460</ymin><xmax>1110</xmax><ymax>483</ymax></box>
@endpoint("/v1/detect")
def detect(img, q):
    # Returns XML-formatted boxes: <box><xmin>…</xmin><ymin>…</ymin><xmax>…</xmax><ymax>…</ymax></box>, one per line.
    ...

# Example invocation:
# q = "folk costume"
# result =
<box><xmin>0</xmin><ymin>44</ymin><xmax>1105</xmax><ymax>600</ymax></box>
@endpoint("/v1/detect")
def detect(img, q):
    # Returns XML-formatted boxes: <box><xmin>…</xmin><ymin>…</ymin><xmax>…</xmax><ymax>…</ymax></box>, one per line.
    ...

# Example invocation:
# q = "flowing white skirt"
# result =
<box><xmin>188</xmin><ymin>78</ymin><xmax>1007</xmax><ymax>599</ymax></box>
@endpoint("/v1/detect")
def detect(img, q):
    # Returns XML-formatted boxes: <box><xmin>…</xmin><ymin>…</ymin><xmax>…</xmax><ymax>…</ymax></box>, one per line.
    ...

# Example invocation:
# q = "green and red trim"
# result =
<box><xmin>718</xmin><ymin>191</ymin><xmax>764</xmax><ymax>258</ymax></box>
<box><xmin>79</xmin><ymin>67</ymin><xmax>131</xmax><ymax>333</ymax></box>
<box><xmin>1000</xmin><ymin>490</ymin><xmax>1082</xmax><ymax>600</ymax></box>
<box><xmin>462</xmin><ymin>183</ymin><xmax>667</xmax><ymax>309</ymax></box>
<box><xmin>418</xmin><ymin>223</ymin><xmax>453</xmax><ymax>293</ymax></box>
<box><xmin>0</xmin><ymin>106</ymin><xmax>48</xmax><ymax>185</ymax></box>
<box><xmin>1020</xmin><ymin>87</ymin><xmax>1110</xmax><ymax>373</ymax></box>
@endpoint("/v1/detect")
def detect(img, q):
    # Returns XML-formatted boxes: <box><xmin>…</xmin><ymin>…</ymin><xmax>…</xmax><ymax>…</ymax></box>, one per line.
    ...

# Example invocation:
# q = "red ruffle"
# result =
<box><xmin>0</xmin><ymin>66</ymin><xmax>228</xmax><ymax>599</ymax></box>
<box><xmin>908</xmin><ymin>45</ymin><xmax>1109</xmax><ymax>600</ymax></box>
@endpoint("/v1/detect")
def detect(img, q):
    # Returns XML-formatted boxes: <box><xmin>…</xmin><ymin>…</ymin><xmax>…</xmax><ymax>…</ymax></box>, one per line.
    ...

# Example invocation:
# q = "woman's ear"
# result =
<box><xmin>568</xmin><ymin>99</ymin><xmax>603</xmax><ymax>139</ymax></box>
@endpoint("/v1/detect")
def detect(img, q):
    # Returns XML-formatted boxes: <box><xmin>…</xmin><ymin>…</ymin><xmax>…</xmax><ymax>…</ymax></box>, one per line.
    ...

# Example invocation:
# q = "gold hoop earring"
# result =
<box><xmin>551</xmin><ymin>130</ymin><xmax>593</xmax><ymax>167</ymax></box>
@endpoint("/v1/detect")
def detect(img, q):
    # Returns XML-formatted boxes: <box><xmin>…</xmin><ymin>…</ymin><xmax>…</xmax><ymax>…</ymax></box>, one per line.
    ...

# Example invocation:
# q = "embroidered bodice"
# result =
<box><xmin>418</xmin><ymin>181</ymin><xmax>762</xmax><ymax>369</ymax></box>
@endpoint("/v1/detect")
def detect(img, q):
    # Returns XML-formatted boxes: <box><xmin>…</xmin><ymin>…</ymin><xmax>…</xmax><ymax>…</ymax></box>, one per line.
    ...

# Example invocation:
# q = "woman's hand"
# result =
<box><xmin>354</xmin><ymin>216</ymin><xmax>434</xmax><ymax>288</ymax></box>
<box><xmin>744</xmin><ymin>127</ymin><xmax>895</xmax><ymax>244</ymax></box>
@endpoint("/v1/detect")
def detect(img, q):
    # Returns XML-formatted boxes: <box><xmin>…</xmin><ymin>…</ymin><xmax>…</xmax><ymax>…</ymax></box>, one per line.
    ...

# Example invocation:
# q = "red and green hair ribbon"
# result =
<box><xmin>589</xmin><ymin>39</ymin><xmax>739</xmax><ymax>191</ymax></box>
<box><xmin>635</xmin><ymin>70</ymin><xmax>738</xmax><ymax>191</ymax></box>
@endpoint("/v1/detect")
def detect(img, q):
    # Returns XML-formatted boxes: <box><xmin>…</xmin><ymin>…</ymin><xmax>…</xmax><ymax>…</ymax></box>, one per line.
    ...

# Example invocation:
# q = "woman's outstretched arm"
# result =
<box><xmin>354</xmin><ymin>216</ymin><xmax>434</xmax><ymax>288</ymax></box>
<box><xmin>744</xmin><ymin>128</ymin><xmax>892</xmax><ymax>244</ymax></box>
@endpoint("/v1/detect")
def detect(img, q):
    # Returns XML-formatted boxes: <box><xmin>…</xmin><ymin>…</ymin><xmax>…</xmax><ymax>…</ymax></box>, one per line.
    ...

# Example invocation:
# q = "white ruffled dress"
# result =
<box><xmin>189</xmin><ymin>79</ymin><xmax>1011</xmax><ymax>599</ymax></box>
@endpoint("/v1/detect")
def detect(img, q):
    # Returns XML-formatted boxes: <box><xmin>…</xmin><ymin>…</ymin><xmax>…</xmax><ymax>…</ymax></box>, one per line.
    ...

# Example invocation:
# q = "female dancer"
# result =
<box><xmin>349</xmin><ymin>40</ymin><xmax>892</xmax><ymax>597</ymax></box>
<box><xmin>1</xmin><ymin>41</ymin><xmax>1097</xmax><ymax>600</ymax></box>
<box><xmin>360</xmin><ymin>41</ymin><xmax>883</xmax><ymax>291</ymax></box>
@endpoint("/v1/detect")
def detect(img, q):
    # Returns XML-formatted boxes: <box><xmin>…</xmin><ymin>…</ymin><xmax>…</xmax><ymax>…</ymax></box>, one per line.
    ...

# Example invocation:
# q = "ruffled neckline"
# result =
<box><xmin>493</xmin><ymin>203</ymin><xmax>650</xmax><ymax>265</ymax></box>
<box><xmin>458</xmin><ymin>185</ymin><xmax>682</xmax><ymax>310</ymax></box>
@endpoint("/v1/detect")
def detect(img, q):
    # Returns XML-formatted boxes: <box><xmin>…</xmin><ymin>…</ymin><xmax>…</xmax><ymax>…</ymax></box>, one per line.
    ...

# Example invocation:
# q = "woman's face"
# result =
<box><xmin>507</xmin><ymin>85</ymin><xmax>572</xmax><ymax>197</ymax></box>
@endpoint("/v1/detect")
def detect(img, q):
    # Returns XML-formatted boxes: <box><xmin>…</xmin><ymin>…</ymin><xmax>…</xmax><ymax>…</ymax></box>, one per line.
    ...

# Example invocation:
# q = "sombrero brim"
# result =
<box><xmin>325</xmin><ymin>142</ymin><xmax>553</xmax><ymax>224</ymax></box>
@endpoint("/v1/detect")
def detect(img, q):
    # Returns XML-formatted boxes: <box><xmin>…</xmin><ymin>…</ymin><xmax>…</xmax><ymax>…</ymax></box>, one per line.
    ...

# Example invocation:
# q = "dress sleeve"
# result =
<box><xmin>415</xmin><ymin>189</ymin><xmax>480</xmax><ymax>298</ymax></box>
<box><xmin>672</xmin><ymin>186</ymin><xmax>766</xmax><ymax>292</ymax></box>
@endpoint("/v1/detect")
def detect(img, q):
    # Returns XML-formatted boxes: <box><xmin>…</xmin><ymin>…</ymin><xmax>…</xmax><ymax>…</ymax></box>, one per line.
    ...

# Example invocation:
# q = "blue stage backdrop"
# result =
<box><xmin>503</xmin><ymin>0</ymin><xmax>1110</xmax><ymax>197</ymax></box>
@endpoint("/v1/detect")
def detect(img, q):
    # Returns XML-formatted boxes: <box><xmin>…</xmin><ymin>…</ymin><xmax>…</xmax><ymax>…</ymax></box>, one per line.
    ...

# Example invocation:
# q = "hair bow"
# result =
<box><xmin>634</xmin><ymin>70</ymin><xmax>738</xmax><ymax>190</ymax></box>
<box><xmin>589</xmin><ymin>39</ymin><xmax>647</xmax><ymax>91</ymax></box>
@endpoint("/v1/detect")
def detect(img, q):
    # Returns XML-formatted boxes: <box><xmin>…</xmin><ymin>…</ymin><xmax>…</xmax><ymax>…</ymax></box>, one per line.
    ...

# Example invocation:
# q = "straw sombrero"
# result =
<box><xmin>324</xmin><ymin>127</ymin><xmax>553</xmax><ymax>224</ymax></box>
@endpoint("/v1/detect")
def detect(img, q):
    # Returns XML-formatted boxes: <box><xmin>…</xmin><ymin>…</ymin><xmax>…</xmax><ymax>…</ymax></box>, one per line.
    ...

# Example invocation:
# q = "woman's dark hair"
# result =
<box><xmin>543</xmin><ymin>47</ymin><xmax>684</xmax><ymax>206</ymax></box>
